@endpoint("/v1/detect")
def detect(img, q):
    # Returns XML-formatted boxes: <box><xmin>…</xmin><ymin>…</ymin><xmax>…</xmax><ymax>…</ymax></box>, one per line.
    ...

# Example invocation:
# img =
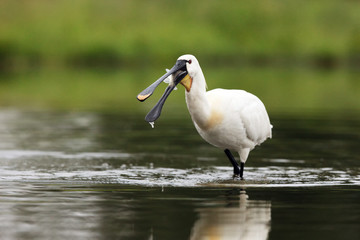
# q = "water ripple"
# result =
<box><xmin>0</xmin><ymin>150</ymin><xmax>130</xmax><ymax>160</ymax></box>
<box><xmin>0</xmin><ymin>154</ymin><xmax>358</xmax><ymax>187</ymax></box>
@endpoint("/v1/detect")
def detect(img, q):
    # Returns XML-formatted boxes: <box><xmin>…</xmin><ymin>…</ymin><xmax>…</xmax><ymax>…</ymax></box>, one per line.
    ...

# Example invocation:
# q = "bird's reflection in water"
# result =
<box><xmin>190</xmin><ymin>189</ymin><xmax>271</xmax><ymax>240</ymax></box>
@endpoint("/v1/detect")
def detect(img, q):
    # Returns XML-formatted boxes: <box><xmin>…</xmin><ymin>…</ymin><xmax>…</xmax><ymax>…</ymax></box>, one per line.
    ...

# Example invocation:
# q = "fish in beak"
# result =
<box><xmin>137</xmin><ymin>59</ymin><xmax>190</xmax><ymax>123</ymax></box>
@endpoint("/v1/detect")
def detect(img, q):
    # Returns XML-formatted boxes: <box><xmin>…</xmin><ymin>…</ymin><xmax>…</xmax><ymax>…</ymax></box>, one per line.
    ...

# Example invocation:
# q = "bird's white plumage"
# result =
<box><xmin>178</xmin><ymin>54</ymin><xmax>272</xmax><ymax>163</ymax></box>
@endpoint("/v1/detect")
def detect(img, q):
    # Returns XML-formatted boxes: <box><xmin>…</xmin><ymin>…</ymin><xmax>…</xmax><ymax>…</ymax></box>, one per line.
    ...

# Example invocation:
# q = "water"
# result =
<box><xmin>0</xmin><ymin>109</ymin><xmax>359</xmax><ymax>239</ymax></box>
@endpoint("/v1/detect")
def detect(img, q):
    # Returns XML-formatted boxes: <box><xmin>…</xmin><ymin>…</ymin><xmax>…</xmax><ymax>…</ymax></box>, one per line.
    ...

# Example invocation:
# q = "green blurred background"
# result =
<box><xmin>0</xmin><ymin>0</ymin><xmax>359</xmax><ymax>115</ymax></box>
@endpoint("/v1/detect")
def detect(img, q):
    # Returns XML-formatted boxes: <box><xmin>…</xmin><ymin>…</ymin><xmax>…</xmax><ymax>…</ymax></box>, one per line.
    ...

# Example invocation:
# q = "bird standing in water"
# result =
<box><xmin>137</xmin><ymin>54</ymin><xmax>272</xmax><ymax>179</ymax></box>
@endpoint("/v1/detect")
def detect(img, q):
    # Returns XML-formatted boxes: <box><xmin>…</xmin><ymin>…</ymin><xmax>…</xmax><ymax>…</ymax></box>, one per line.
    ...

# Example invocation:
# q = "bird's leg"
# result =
<box><xmin>224</xmin><ymin>149</ymin><xmax>241</xmax><ymax>177</ymax></box>
<box><xmin>240</xmin><ymin>162</ymin><xmax>244</xmax><ymax>179</ymax></box>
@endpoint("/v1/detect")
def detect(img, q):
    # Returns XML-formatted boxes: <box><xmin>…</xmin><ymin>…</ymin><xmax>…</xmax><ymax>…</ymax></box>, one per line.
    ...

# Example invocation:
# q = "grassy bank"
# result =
<box><xmin>1</xmin><ymin>1</ymin><xmax>360</xmax><ymax>71</ymax></box>
<box><xmin>0</xmin><ymin>1</ymin><xmax>359</xmax><ymax>114</ymax></box>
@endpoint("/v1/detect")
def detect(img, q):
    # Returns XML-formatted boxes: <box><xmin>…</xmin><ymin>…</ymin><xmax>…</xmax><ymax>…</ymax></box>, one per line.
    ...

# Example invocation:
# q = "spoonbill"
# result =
<box><xmin>137</xmin><ymin>54</ymin><xmax>272</xmax><ymax>179</ymax></box>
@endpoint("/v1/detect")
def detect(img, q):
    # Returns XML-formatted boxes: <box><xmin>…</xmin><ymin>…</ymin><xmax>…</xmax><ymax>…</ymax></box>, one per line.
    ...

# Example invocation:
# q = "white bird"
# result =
<box><xmin>137</xmin><ymin>54</ymin><xmax>272</xmax><ymax>179</ymax></box>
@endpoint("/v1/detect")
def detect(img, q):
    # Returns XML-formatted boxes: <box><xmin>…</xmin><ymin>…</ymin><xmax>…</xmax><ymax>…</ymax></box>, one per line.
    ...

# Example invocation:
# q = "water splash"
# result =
<box><xmin>0</xmin><ymin>152</ymin><xmax>359</xmax><ymax>187</ymax></box>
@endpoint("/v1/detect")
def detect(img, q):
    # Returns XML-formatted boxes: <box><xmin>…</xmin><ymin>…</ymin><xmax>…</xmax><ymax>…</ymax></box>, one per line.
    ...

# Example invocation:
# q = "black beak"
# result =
<box><xmin>145</xmin><ymin>71</ymin><xmax>188</xmax><ymax>122</ymax></box>
<box><xmin>137</xmin><ymin>60</ymin><xmax>188</xmax><ymax>123</ymax></box>
<box><xmin>137</xmin><ymin>60</ymin><xmax>187</xmax><ymax>102</ymax></box>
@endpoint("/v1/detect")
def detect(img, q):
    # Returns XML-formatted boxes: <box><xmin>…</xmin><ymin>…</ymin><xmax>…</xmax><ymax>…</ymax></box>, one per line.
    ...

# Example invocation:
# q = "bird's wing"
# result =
<box><xmin>239</xmin><ymin>95</ymin><xmax>272</xmax><ymax>144</ymax></box>
<box><xmin>206</xmin><ymin>89</ymin><xmax>272</xmax><ymax>145</ymax></box>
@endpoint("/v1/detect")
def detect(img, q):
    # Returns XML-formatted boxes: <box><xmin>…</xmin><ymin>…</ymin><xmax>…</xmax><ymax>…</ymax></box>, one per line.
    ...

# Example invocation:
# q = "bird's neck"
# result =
<box><xmin>185</xmin><ymin>74</ymin><xmax>211</xmax><ymax>128</ymax></box>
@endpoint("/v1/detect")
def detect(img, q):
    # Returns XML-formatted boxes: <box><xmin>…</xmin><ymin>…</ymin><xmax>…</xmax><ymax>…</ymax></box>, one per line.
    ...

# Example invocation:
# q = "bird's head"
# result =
<box><xmin>136</xmin><ymin>54</ymin><xmax>198</xmax><ymax>123</ymax></box>
<box><xmin>176</xmin><ymin>54</ymin><xmax>199</xmax><ymax>92</ymax></box>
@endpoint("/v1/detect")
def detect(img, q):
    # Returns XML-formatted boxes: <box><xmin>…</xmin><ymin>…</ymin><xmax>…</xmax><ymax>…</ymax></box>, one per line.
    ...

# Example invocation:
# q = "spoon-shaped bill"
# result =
<box><xmin>137</xmin><ymin>60</ymin><xmax>187</xmax><ymax>102</ymax></box>
<box><xmin>145</xmin><ymin>84</ymin><xmax>176</xmax><ymax>122</ymax></box>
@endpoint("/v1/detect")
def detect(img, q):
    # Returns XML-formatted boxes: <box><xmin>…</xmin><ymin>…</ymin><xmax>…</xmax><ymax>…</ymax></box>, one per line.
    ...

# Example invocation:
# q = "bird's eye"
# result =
<box><xmin>188</xmin><ymin>60</ymin><xmax>192</xmax><ymax>64</ymax></box>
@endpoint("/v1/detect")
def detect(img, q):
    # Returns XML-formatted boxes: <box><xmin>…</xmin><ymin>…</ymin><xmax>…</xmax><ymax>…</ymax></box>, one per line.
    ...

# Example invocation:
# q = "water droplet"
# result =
<box><xmin>149</xmin><ymin>122</ymin><xmax>155</xmax><ymax>128</ymax></box>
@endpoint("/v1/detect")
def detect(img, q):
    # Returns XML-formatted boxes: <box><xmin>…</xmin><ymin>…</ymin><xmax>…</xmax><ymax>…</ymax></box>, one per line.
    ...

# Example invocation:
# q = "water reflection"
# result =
<box><xmin>0</xmin><ymin>109</ymin><xmax>101</xmax><ymax>152</ymax></box>
<box><xmin>190</xmin><ymin>190</ymin><xmax>271</xmax><ymax>240</ymax></box>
